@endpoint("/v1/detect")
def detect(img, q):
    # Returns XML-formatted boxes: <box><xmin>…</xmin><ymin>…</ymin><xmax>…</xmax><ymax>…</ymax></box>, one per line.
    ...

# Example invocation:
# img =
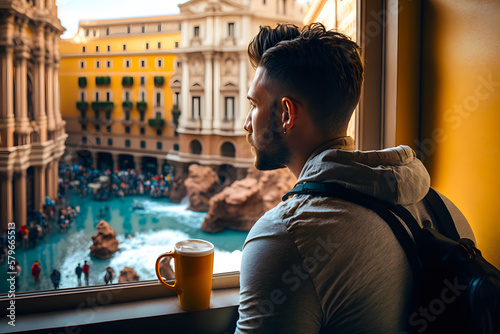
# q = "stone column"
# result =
<box><xmin>45</xmin><ymin>27</ymin><xmax>55</xmax><ymax>138</ymax></box>
<box><xmin>213</xmin><ymin>53</ymin><xmax>221</xmax><ymax>129</ymax></box>
<box><xmin>14</xmin><ymin>41</ymin><xmax>31</xmax><ymax>145</ymax></box>
<box><xmin>0</xmin><ymin>170</ymin><xmax>14</xmax><ymax>229</ymax></box>
<box><xmin>0</xmin><ymin>13</ymin><xmax>15</xmax><ymax>147</ymax></box>
<box><xmin>91</xmin><ymin>151</ymin><xmax>98</xmax><ymax>169</ymax></box>
<box><xmin>157</xmin><ymin>158</ymin><xmax>163</xmax><ymax>176</ymax></box>
<box><xmin>33</xmin><ymin>23</ymin><xmax>47</xmax><ymax>142</ymax></box>
<box><xmin>14</xmin><ymin>169</ymin><xmax>27</xmax><ymax>228</ymax></box>
<box><xmin>179</xmin><ymin>54</ymin><xmax>190</xmax><ymax>132</ymax></box>
<box><xmin>112</xmin><ymin>153</ymin><xmax>120</xmax><ymax>172</ymax></box>
<box><xmin>45</xmin><ymin>161</ymin><xmax>53</xmax><ymax>199</ymax></box>
<box><xmin>237</xmin><ymin>52</ymin><xmax>249</xmax><ymax>133</ymax></box>
<box><xmin>34</xmin><ymin>165</ymin><xmax>46</xmax><ymax>212</ymax></box>
<box><xmin>52</xmin><ymin>158</ymin><xmax>59</xmax><ymax>199</ymax></box>
<box><xmin>135</xmin><ymin>156</ymin><xmax>143</xmax><ymax>173</ymax></box>
<box><xmin>202</xmin><ymin>51</ymin><xmax>213</xmax><ymax>131</ymax></box>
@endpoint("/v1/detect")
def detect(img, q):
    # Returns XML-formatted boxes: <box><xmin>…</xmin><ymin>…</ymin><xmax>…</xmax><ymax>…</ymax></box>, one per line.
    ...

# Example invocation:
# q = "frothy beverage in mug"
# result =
<box><xmin>155</xmin><ymin>239</ymin><xmax>214</xmax><ymax>311</ymax></box>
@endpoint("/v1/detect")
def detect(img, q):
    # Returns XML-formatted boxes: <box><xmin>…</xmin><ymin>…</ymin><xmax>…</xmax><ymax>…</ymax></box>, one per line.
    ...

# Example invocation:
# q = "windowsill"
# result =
<box><xmin>1</xmin><ymin>273</ymin><xmax>240</xmax><ymax>334</ymax></box>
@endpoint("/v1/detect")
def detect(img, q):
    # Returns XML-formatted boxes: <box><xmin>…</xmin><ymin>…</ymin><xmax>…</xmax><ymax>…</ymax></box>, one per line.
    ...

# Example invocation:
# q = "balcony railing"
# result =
<box><xmin>148</xmin><ymin>118</ymin><xmax>165</xmax><ymax>128</ymax></box>
<box><xmin>136</xmin><ymin>101</ymin><xmax>147</xmax><ymax>112</ymax></box>
<box><xmin>91</xmin><ymin>101</ymin><xmax>114</xmax><ymax>112</ymax></box>
<box><xmin>76</xmin><ymin>101</ymin><xmax>89</xmax><ymax>112</ymax></box>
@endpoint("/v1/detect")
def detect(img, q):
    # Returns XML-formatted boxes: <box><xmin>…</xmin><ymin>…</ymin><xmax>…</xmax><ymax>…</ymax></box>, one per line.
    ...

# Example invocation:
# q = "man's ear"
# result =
<box><xmin>281</xmin><ymin>97</ymin><xmax>296</xmax><ymax>133</ymax></box>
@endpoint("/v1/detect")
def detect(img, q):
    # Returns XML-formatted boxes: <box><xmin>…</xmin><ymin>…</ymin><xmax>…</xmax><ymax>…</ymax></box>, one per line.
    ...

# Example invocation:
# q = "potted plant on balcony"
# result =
<box><xmin>154</xmin><ymin>76</ymin><xmax>164</xmax><ymax>87</ymax></box>
<box><xmin>122</xmin><ymin>76</ymin><xmax>134</xmax><ymax>87</ymax></box>
<box><xmin>78</xmin><ymin>77</ymin><xmax>87</xmax><ymax>88</ymax></box>
<box><xmin>136</xmin><ymin>101</ymin><xmax>147</xmax><ymax>112</ymax></box>
<box><xmin>171</xmin><ymin>106</ymin><xmax>181</xmax><ymax>128</ymax></box>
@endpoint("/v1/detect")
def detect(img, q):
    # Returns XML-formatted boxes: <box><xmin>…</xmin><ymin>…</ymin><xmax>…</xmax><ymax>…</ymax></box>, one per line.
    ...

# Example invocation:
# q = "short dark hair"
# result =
<box><xmin>248</xmin><ymin>23</ymin><xmax>364</xmax><ymax>135</ymax></box>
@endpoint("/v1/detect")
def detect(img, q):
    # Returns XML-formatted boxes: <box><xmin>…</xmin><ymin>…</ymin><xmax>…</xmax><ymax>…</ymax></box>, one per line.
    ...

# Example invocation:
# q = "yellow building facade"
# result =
<box><xmin>59</xmin><ymin>16</ymin><xmax>182</xmax><ymax>174</ymax></box>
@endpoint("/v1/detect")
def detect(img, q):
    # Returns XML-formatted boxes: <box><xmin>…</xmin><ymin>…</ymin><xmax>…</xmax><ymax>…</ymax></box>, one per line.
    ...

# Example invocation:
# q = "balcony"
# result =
<box><xmin>91</xmin><ymin>101</ymin><xmax>114</xmax><ymax>112</ymax></box>
<box><xmin>136</xmin><ymin>101</ymin><xmax>147</xmax><ymax>112</ymax></box>
<box><xmin>172</xmin><ymin>107</ymin><xmax>181</xmax><ymax>128</ymax></box>
<box><xmin>122</xmin><ymin>101</ymin><xmax>133</xmax><ymax>112</ymax></box>
<box><xmin>154</xmin><ymin>76</ymin><xmax>164</xmax><ymax>87</ymax></box>
<box><xmin>95</xmin><ymin>76</ymin><xmax>111</xmax><ymax>86</ymax></box>
<box><xmin>78</xmin><ymin>77</ymin><xmax>87</xmax><ymax>88</ymax></box>
<box><xmin>76</xmin><ymin>101</ymin><xmax>89</xmax><ymax>112</ymax></box>
<box><xmin>122</xmin><ymin>76</ymin><xmax>134</xmax><ymax>87</ymax></box>
<box><xmin>148</xmin><ymin>118</ymin><xmax>165</xmax><ymax>128</ymax></box>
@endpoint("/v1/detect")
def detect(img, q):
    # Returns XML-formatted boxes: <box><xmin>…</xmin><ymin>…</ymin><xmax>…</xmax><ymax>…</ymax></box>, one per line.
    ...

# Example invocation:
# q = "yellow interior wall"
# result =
<box><xmin>420</xmin><ymin>0</ymin><xmax>500</xmax><ymax>267</ymax></box>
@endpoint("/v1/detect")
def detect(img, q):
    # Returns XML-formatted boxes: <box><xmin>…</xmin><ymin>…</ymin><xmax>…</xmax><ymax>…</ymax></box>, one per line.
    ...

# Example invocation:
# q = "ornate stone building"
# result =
<box><xmin>167</xmin><ymin>0</ymin><xmax>307</xmax><ymax>181</ymax></box>
<box><xmin>0</xmin><ymin>0</ymin><xmax>66</xmax><ymax>229</ymax></box>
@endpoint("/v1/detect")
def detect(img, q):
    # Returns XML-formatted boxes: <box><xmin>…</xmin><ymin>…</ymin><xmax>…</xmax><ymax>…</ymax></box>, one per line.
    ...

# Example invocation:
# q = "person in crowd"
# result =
<box><xmin>104</xmin><ymin>267</ymin><xmax>115</xmax><ymax>284</ymax></box>
<box><xmin>31</xmin><ymin>260</ymin><xmax>41</xmax><ymax>286</ymax></box>
<box><xmin>235</xmin><ymin>23</ymin><xmax>475</xmax><ymax>333</ymax></box>
<box><xmin>82</xmin><ymin>260</ymin><xmax>90</xmax><ymax>285</ymax></box>
<box><xmin>75</xmin><ymin>263</ymin><xmax>83</xmax><ymax>284</ymax></box>
<box><xmin>50</xmin><ymin>269</ymin><xmax>61</xmax><ymax>289</ymax></box>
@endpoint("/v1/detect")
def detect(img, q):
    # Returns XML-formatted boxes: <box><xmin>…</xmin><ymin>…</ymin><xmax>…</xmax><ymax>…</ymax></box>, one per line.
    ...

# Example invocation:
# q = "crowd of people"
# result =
<box><xmin>59</xmin><ymin>164</ymin><xmax>171</xmax><ymax>201</ymax></box>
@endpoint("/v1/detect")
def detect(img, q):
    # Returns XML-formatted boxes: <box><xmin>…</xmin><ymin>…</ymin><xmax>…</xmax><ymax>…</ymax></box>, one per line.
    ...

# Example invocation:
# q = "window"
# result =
<box><xmin>192</xmin><ymin>96</ymin><xmax>201</xmax><ymax>119</ymax></box>
<box><xmin>125</xmin><ymin>91</ymin><xmax>130</xmax><ymax>101</ymax></box>
<box><xmin>80</xmin><ymin>92</ymin><xmax>85</xmax><ymax>101</ymax></box>
<box><xmin>85</xmin><ymin>29</ymin><xmax>89</xmax><ymax>36</ymax></box>
<box><xmin>174</xmin><ymin>144</ymin><xmax>179</xmax><ymax>151</ymax></box>
<box><xmin>95</xmin><ymin>91</ymin><xmax>99</xmax><ymax>101</ymax></box>
<box><xmin>157</xmin><ymin>142</ymin><xmax>162</xmax><ymax>150</ymax></box>
<box><xmin>125</xmin><ymin>139</ymin><xmax>130</xmax><ymax>147</ymax></box>
<box><xmin>125</xmin><ymin>126</ymin><xmax>130</xmax><ymax>134</ymax></box>
<box><xmin>140</xmin><ymin>140</ymin><xmax>146</xmax><ymax>149</ymax></box>
<box><xmin>95</xmin><ymin>60</ymin><xmax>100</xmax><ymax>68</ymax></box>
<box><xmin>96</xmin><ymin>46</ymin><xmax>99</xmax><ymax>52</ymax></box>
<box><xmin>96</xmin><ymin>137</ymin><xmax>101</xmax><ymax>145</ymax></box>
<box><xmin>123</xmin><ymin>44</ymin><xmax>127</xmax><ymax>51</ymax></box>
<box><xmin>221</xmin><ymin>142</ymin><xmax>236</xmax><ymax>157</ymax></box>
<box><xmin>141</xmin><ymin>60</ymin><xmax>146</xmax><ymax>68</ymax></box>
<box><xmin>225</xmin><ymin>97</ymin><xmax>235</xmax><ymax>120</ymax></box>
<box><xmin>140</xmin><ymin>127</ymin><xmax>145</xmax><ymax>135</ymax></box>
<box><xmin>106</xmin><ymin>125</ymin><xmax>112</xmax><ymax>133</ymax></box>
<box><xmin>146</xmin><ymin>42</ymin><xmax>149</xmax><ymax>50</ymax></box>
<box><xmin>228</xmin><ymin>22</ymin><xmax>235</xmax><ymax>37</ymax></box>
<box><xmin>140</xmin><ymin>76</ymin><xmax>145</xmax><ymax>85</ymax></box>
<box><xmin>108</xmin><ymin>138</ymin><xmax>113</xmax><ymax>146</ymax></box>
<box><xmin>82</xmin><ymin>136</ymin><xmax>87</xmax><ymax>144</ymax></box>
<box><xmin>158</xmin><ymin>23</ymin><xmax>161</xmax><ymax>32</ymax></box>
<box><xmin>194</xmin><ymin>26</ymin><xmax>200</xmax><ymax>37</ymax></box>
<box><xmin>107</xmin><ymin>60</ymin><xmax>112</xmax><ymax>68</ymax></box>
<box><xmin>174</xmin><ymin>92</ymin><xmax>179</xmax><ymax>106</ymax></box>
<box><xmin>190</xmin><ymin>140</ymin><xmax>202</xmax><ymax>154</ymax></box>
<box><xmin>127</xmin><ymin>25</ymin><xmax>130</xmax><ymax>34</ymax></box>
<box><xmin>106</xmin><ymin>92</ymin><xmax>111</xmax><ymax>102</ymax></box>
<box><xmin>82</xmin><ymin>46</ymin><xmax>86</xmax><ymax>53</ymax></box>
<box><xmin>93</xmin><ymin>29</ymin><xmax>96</xmax><ymax>37</ymax></box>
<box><xmin>156</xmin><ymin>93</ymin><xmax>161</xmax><ymax>107</ymax></box>
<box><xmin>79</xmin><ymin>60</ymin><xmax>86</xmax><ymax>69</ymax></box>
<box><xmin>175</xmin><ymin>41</ymin><xmax>179</xmax><ymax>48</ymax></box>
<box><xmin>141</xmin><ymin>91</ymin><xmax>146</xmax><ymax>101</ymax></box>
<box><xmin>81</xmin><ymin>124</ymin><xmax>87</xmax><ymax>131</ymax></box>
<box><xmin>95</xmin><ymin>124</ymin><xmax>100</xmax><ymax>132</ymax></box>
<box><xmin>106</xmin><ymin>27</ymin><xmax>109</xmax><ymax>35</ymax></box>
<box><xmin>156</xmin><ymin>58</ymin><xmax>163</xmax><ymax>68</ymax></box>
<box><xmin>107</xmin><ymin>45</ymin><xmax>110</xmax><ymax>52</ymax></box>
<box><xmin>142</xmin><ymin>25</ymin><xmax>145</xmax><ymax>33</ymax></box>
<box><xmin>156</xmin><ymin>129</ymin><xmax>162</xmax><ymax>136</ymax></box>
<box><xmin>124</xmin><ymin>59</ymin><xmax>131</xmax><ymax>68</ymax></box>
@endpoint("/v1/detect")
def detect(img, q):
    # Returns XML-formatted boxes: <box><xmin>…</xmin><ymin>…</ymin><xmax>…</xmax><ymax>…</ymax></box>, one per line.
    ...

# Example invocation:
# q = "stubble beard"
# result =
<box><xmin>246</xmin><ymin>128</ymin><xmax>291</xmax><ymax>171</ymax></box>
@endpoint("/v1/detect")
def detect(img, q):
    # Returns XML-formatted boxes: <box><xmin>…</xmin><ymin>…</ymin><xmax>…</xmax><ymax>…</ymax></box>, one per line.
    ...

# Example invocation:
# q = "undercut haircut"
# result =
<box><xmin>248</xmin><ymin>23</ymin><xmax>364</xmax><ymax>136</ymax></box>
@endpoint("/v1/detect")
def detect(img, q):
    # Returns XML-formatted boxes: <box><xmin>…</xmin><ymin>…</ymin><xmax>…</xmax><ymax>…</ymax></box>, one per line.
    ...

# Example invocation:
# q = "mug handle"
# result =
<box><xmin>155</xmin><ymin>251</ymin><xmax>180</xmax><ymax>293</ymax></box>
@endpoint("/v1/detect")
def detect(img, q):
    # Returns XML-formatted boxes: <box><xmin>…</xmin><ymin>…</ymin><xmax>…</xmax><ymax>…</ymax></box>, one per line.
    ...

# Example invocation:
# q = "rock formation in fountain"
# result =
<box><xmin>184</xmin><ymin>164</ymin><xmax>221</xmax><ymax>212</ymax></box>
<box><xmin>89</xmin><ymin>220</ymin><xmax>119</xmax><ymax>259</ymax></box>
<box><xmin>118</xmin><ymin>267</ymin><xmax>140</xmax><ymax>283</ymax></box>
<box><xmin>201</xmin><ymin>168</ymin><xmax>296</xmax><ymax>232</ymax></box>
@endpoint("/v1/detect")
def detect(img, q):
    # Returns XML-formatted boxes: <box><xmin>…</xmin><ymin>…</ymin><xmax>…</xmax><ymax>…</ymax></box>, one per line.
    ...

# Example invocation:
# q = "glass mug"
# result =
<box><xmin>155</xmin><ymin>239</ymin><xmax>214</xmax><ymax>311</ymax></box>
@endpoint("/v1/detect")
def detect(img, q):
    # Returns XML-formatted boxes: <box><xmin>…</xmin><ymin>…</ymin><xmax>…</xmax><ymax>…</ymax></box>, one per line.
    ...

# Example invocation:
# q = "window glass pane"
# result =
<box><xmin>4</xmin><ymin>0</ymin><xmax>361</xmax><ymax>296</ymax></box>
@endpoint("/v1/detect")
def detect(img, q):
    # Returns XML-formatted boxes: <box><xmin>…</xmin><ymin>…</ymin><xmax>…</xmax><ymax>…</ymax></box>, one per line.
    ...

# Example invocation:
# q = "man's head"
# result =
<box><xmin>245</xmin><ymin>23</ymin><xmax>363</xmax><ymax>172</ymax></box>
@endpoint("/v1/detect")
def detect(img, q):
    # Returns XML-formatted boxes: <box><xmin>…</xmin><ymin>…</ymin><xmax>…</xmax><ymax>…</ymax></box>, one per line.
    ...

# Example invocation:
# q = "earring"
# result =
<box><xmin>283</xmin><ymin>128</ymin><xmax>287</xmax><ymax>134</ymax></box>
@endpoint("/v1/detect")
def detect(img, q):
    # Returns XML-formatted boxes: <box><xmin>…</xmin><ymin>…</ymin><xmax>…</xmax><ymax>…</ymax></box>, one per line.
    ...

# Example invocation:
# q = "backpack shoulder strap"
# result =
<box><xmin>283</xmin><ymin>182</ymin><xmax>424</xmax><ymax>277</ymax></box>
<box><xmin>423</xmin><ymin>188</ymin><xmax>461</xmax><ymax>241</ymax></box>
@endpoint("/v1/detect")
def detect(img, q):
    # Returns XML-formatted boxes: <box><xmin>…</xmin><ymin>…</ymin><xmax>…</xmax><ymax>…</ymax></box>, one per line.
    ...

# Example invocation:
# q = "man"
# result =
<box><xmin>82</xmin><ymin>260</ymin><xmax>90</xmax><ymax>285</ymax></box>
<box><xmin>75</xmin><ymin>263</ymin><xmax>83</xmax><ymax>283</ymax></box>
<box><xmin>236</xmin><ymin>23</ymin><xmax>475</xmax><ymax>333</ymax></box>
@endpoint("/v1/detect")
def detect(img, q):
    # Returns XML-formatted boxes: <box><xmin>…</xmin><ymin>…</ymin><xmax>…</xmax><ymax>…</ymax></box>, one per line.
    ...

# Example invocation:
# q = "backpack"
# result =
<box><xmin>283</xmin><ymin>182</ymin><xmax>500</xmax><ymax>334</ymax></box>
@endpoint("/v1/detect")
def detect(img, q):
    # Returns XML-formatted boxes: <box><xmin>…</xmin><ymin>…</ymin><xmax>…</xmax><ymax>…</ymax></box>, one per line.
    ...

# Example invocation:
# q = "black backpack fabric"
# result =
<box><xmin>283</xmin><ymin>182</ymin><xmax>500</xmax><ymax>334</ymax></box>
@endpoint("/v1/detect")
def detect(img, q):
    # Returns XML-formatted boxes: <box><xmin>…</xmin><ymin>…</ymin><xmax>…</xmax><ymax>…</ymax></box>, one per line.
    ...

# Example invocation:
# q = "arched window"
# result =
<box><xmin>221</xmin><ymin>142</ymin><xmax>235</xmax><ymax>157</ymax></box>
<box><xmin>190</xmin><ymin>140</ymin><xmax>202</xmax><ymax>155</ymax></box>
